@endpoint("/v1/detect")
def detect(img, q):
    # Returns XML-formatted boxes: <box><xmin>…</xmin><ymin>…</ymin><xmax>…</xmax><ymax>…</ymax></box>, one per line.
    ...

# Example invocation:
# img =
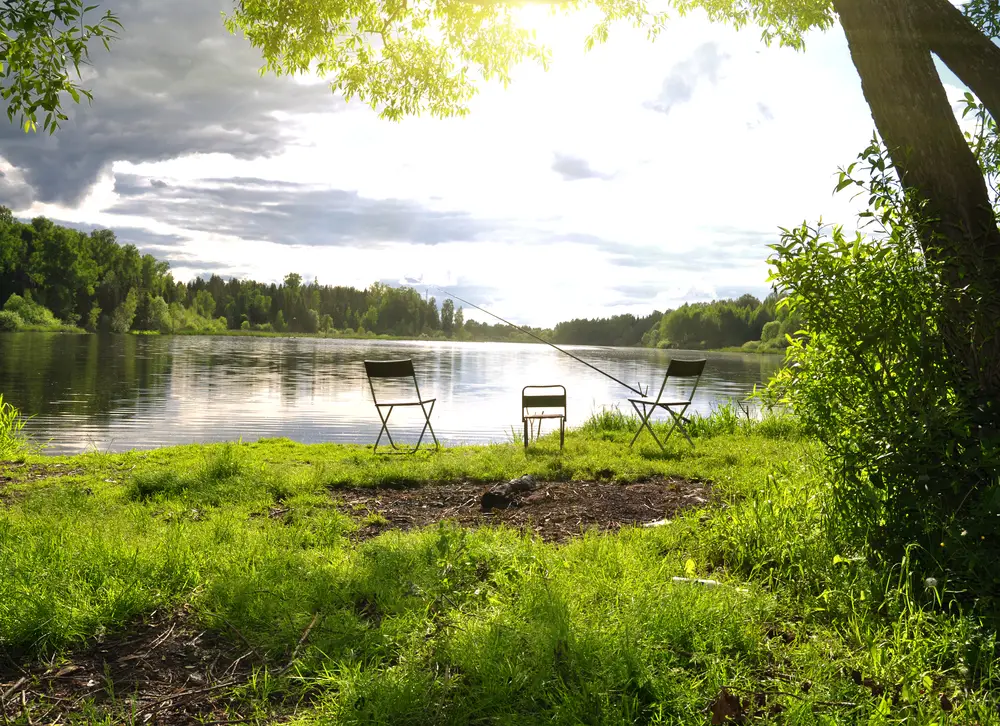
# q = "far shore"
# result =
<box><xmin>2</xmin><ymin>327</ymin><xmax>787</xmax><ymax>354</ymax></box>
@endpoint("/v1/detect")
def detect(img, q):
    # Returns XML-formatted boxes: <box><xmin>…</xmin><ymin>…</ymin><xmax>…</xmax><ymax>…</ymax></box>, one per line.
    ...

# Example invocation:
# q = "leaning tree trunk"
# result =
<box><xmin>833</xmin><ymin>0</ymin><xmax>1000</xmax><ymax>413</ymax></box>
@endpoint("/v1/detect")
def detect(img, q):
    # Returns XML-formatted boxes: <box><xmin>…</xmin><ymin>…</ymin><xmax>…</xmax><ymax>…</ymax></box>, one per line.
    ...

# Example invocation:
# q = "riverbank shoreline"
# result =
<box><xmin>2</xmin><ymin>328</ymin><xmax>790</xmax><ymax>354</ymax></box>
<box><xmin>3</xmin><ymin>412</ymin><xmax>996</xmax><ymax>724</ymax></box>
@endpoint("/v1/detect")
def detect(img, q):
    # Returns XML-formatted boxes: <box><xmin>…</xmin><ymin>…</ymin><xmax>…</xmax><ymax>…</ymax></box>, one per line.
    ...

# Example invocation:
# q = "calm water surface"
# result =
<box><xmin>0</xmin><ymin>334</ymin><xmax>784</xmax><ymax>455</ymax></box>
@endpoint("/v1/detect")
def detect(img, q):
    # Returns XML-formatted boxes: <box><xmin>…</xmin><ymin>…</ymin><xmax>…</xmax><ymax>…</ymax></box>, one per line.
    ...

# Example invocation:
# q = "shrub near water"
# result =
<box><xmin>768</xmin><ymin>140</ymin><xmax>1000</xmax><ymax>596</ymax></box>
<box><xmin>3</xmin><ymin>293</ymin><xmax>61</xmax><ymax>328</ymax></box>
<box><xmin>0</xmin><ymin>310</ymin><xmax>22</xmax><ymax>331</ymax></box>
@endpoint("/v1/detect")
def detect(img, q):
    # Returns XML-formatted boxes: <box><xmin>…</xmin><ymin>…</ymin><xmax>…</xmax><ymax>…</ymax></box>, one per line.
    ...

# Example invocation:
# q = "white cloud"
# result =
<box><xmin>6</xmin><ymin>4</ymin><xmax>886</xmax><ymax>326</ymax></box>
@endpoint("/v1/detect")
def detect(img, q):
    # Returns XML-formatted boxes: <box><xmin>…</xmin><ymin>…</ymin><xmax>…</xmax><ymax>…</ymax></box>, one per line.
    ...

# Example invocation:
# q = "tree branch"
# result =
<box><xmin>911</xmin><ymin>0</ymin><xmax>1000</xmax><ymax>124</ymax></box>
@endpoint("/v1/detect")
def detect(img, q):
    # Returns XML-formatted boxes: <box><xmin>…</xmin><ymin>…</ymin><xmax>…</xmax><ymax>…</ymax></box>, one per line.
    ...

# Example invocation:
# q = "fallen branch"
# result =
<box><xmin>1</xmin><ymin>677</ymin><xmax>27</xmax><ymax>705</ymax></box>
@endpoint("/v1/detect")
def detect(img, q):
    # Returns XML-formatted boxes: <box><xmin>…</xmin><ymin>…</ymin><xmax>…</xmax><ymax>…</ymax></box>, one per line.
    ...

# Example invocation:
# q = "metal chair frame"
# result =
<box><xmin>522</xmin><ymin>385</ymin><xmax>567</xmax><ymax>450</ymax></box>
<box><xmin>628</xmin><ymin>359</ymin><xmax>707</xmax><ymax>450</ymax></box>
<box><xmin>363</xmin><ymin>359</ymin><xmax>439</xmax><ymax>454</ymax></box>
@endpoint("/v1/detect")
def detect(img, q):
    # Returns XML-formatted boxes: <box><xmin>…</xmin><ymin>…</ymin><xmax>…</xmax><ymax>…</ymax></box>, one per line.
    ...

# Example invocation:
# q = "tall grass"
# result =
<box><xmin>0</xmin><ymin>394</ymin><xmax>33</xmax><ymax>460</ymax></box>
<box><xmin>581</xmin><ymin>401</ymin><xmax>801</xmax><ymax>441</ymax></box>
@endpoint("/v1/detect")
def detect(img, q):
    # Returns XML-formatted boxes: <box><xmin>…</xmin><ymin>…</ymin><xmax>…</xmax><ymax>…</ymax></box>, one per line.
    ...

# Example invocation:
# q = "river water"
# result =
<box><xmin>0</xmin><ymin>334</ymin><xmax>784</xmax><ymax>455</ymax></box>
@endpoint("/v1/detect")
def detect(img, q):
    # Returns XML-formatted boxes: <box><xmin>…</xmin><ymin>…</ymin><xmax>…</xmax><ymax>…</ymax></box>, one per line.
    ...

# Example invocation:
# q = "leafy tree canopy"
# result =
<box><xmin>225</xmin><ymin>0</ymin><xmax>835</xmax><ymax>120</ymax></box>
<box><xmin>0</xmin><ymin>0</ymin><xmax>120</xmax><ymax>133</ymax></box>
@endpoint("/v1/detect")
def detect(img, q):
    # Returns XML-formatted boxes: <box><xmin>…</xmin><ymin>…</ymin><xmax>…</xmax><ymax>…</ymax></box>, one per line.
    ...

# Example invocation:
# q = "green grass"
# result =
<box><xmin>0</xmin><ymin>413</ymin><xmax>997</xmax><ymax>724</ymax></box>
<box><xmin>0</xmin><ymin>393</ymin><xmax>35</xmax><ymax>461</ymax></box>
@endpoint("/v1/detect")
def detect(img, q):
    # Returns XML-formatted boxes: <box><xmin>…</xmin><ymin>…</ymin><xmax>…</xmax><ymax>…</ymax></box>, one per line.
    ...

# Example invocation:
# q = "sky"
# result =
<box><xmin>0</xmin><ymin>0</ymin><xmax>973</xmax><ymax>326</ymax></box>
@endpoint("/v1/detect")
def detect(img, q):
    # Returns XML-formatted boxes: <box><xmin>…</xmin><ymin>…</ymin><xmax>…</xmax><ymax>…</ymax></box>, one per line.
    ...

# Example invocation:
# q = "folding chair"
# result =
<box><xmin>363</xmin><ymin>359</ymin><xmax>439</xmax><ymax>453</ymax></box>
<box><xmin>629</xmin><ymin>359</ymin><xmax>707</xmax><ymax>450</ymax></box>
<box><xmin>522</xmin><ymin>385</ymin><xmax>567</xmax><ymax>450</ymax></box>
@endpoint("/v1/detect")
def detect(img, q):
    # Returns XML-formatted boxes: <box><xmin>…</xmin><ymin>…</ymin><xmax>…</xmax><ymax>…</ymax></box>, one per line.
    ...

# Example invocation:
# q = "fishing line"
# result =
<box><xmin>434</xmin><ymin>286</ymin><xmax>648</xmax><ymax>398</ymax></box>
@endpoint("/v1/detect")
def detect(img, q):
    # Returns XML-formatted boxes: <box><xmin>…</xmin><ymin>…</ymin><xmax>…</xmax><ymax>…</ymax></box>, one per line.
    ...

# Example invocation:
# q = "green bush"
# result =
<box><xmin>0</xmin><ymin>310</ymin><xmax>22</xmax><ymax>331</ymax></box>
<box><xmin>760</xmin><ymin>320</ymin><xmax>780</xmax><ymax>342</ymax></box>
<box><xmin>3</xmin><ymin>294</ymin><xmax>59</xmax><ymax>327</ymax></box>
<box><xmin>767</xmin><ymin>140</ymin><xmax>1000</xmax><ymax>594</ymax></box>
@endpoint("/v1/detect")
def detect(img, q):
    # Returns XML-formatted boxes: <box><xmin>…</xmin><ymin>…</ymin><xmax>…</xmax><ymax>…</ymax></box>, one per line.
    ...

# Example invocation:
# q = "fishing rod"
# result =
<box><xmin>434</xmin><ymin>286</ymin><xmax>649</xmax><ymax>398</ymax></box>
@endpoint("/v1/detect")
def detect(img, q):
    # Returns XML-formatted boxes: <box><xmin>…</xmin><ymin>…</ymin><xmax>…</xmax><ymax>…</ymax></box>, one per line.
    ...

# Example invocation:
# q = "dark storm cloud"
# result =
<box><xmin>0</xmin><ymin>0</ymin><xmax>343</xmax><ymax>207</ymax></box>
<box><xmin>106</xmin><ymin>177</ymin><xmax>497</xmax><ymax>246</ymax></box>
<box><xmin>551</xmin><ymin>153</ymin><xmax>614</xmax><ymax>181</ymax></box>
<box><xmin>0</xmin><ymin>170</ymin><xmax>35</xmax><ymax>210</ymax></box>
<box><xmin>646</xmin><ymin>42</ymin><xmax>729</xmax><ymax>116</ymax></box>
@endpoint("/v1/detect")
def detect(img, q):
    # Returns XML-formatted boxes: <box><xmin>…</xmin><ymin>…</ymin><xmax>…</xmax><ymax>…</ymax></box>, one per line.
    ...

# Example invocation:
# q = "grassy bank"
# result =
<box><xmin>1</xmin><ymin>412</ymin><xmax>997</xmax><ymax>724</ymax></box>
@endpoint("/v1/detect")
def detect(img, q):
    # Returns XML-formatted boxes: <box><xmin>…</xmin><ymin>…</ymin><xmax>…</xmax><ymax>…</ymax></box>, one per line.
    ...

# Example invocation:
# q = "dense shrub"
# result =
<box><xmin>0</xmin><ymin>310</ymin><xmax>22</xmax><ymax>331</ymax></box>
<box><xmin>767</xmin><ymin>140</ymin><xmax>1000</xmax><ymax>595</ymax></box>
<box><xmin>3</xmin><ymin>294</ymin><xmax>59</xmax><ymax>327</ymax></box>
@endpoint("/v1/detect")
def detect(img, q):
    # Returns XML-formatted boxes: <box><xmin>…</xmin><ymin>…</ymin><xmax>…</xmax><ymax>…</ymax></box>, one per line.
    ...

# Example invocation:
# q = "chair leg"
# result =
<box><xmin>629</xmin><ymin>401</ymin><xmax>664</xmax><ymax>451</ymax></box>
<box><xmin>373</xmin><ymin>405</ymin><xmax>396</xmax><ymax>452</ymax></box>
<box><xmin>524</xmin><ymin>419</ymin><xmax>529</xmax><ymax>449</ymax></box>
<box><xmin>663</xmin><ymin>403</ymin><xmax>695</xmax><ymax>447</ymax></box>
<box><xmin>559</xmin><ymin>417</ymin><xmax>565</xmax><ymax>449</ymax></box>
<box><xmin>413</xmin><ymin>400</ymin><xmax>439</xmax><ymax>452</ymax></box>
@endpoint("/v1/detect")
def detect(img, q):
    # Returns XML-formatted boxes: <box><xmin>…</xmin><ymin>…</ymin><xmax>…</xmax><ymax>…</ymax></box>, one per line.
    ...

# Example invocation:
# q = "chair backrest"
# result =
<box><xmin>364</xmin><ymin>359</ymin><xmax>415</xmax><ymax>379</ymax></box>
<box><xmin>522</xmin><ymin>385</ymin><xmax>567</xmax><ymax>415</ymax></box>
<box><xmin>364</xmin><ymin>359</ymin><xmax>421</xmax><ymax>402</ymax></box>
<box><xmin>652</xmin><ymin>358</ymin><xmax>707</xmax><ymax>404</ymax></box>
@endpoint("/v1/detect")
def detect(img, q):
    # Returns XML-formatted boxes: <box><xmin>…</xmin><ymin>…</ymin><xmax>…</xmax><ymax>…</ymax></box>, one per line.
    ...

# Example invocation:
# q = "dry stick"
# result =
<box><xmin>221</xmin><ymin>618</ymin><xmax>262</xmax><ymax>660</ymax></box>
<box><xmin>0</xmin><ymin>678</ymin><xmax>26</xmax><ymax>705</ymax></box>
<box><xmin>134</xmin><ymin>679</ymin><xmax>239</xmax><ymax>717</ymax></box>
<box><xmin>282</xmin><ymin>614</ymin><xmax>322</xmax><ymax>673</ymax></box>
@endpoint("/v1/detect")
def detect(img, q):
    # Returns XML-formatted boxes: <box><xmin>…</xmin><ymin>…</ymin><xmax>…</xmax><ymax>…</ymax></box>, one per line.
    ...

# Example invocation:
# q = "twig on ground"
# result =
<box><xmin>135</xmin><ymin>679</ymin><xmax>239</xmax><ymax>716</ymax></box>
<box><xmin>279</xmin><ymin>613</ymin><xmax>322</xmax><ymax>673</ymax></box>
<box><xmin>1</xmin><ymin>677</ymin><xmax>27</xmax><ymax>707</ymax></box>
<box><xmin>221</xmin><ymin>618</ymin><xmax>262</xmax><ymax>660</ymax></box>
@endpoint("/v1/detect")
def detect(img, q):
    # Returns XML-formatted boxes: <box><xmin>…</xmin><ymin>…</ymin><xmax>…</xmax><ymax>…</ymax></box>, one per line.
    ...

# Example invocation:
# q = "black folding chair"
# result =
<box><xmin>629</xmin><ymin>359</ymin><xmax>707</xmax><ymax>450</ymax></box>
<box><xmin>522</xmin><ymin>385</ymin><xmax>567</xmax><ymax>450</ymax></box>
<box><xmin>363</xmin><ymin>359</ymin><xmax>439</xmax><ymax>453</ymax></box>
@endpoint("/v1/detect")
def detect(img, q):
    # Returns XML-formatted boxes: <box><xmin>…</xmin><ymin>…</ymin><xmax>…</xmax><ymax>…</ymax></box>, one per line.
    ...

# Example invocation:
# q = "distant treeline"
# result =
<box><xmin>0</xmin><ymin>210</ymin><xmax>797</xmax><ymax>348</ymax></box>
<box><xmin>0</xmin><ymin>209</ymin><xmax>465</xmax><ymax>337</ymax></box>
<box><xmin>643</xmin><ymin>294</ymin><xmax>800</xmax><ymax>352</ymax></box>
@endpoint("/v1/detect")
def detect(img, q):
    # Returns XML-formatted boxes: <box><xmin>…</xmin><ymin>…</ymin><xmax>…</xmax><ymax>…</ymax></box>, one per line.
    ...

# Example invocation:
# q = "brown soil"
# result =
<box><xmin>0</xmin><ymin>461</ymin><xmax>85</xmax><ymax>482</ymax></box>
<box><xmin>0</xmin><ymin>462</ymin><xmax>87</xmax><ymax>507</ymax></box>
<box><xmin>334</xmin><ymin>476</ymin><xmax>712</xmax><ymax>543</ymax></box>
<box><xmin>0</xmin><ymin>608</ymin><xmax>271</xmax><ymax>725</ymax></box>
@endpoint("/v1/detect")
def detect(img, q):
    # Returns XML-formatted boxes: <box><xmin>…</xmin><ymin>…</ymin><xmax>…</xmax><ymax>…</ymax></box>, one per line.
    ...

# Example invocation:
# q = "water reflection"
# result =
<box><xmin>0</xmin><ymin>334</ymin><xmax>784</xmax><ymax>455</ymax></box>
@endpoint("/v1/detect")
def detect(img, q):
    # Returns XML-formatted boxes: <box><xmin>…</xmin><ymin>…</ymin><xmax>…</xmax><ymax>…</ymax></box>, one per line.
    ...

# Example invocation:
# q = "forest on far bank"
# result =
<box><xmin>0</xmin><ymin>209</ymin><xmax>794</xmax><ymax>351</ymax></box>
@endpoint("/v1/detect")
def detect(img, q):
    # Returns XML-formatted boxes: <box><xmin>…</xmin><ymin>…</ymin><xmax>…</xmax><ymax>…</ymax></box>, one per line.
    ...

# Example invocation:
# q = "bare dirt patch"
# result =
<box><xmin>334</xmin><ymin>476</ymin><xmax>712</xmax><ymax>543</ymax></box>
<box><xmin>0</xmin><ymin>462</ymin><xmax>88</xmax><ymax>508</ymax></box>
<box><xmin>0</xmin><ymin>608</ymin><xmax>272</xmax><ymax>725</ymax></box>
<box><xmin>0</xmin><ymin>461</ymin><xmax>85</xmax><ymax>483</ymax></box>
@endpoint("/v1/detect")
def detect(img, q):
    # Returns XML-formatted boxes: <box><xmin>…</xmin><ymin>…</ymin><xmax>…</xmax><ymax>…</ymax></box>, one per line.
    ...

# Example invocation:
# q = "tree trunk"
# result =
<box><xmin>833</xmin><ymin>0</ymin><xmax>1000</xmax><ymax>408</ymax></box>
<box><xmin>911</xmin><ymin>0</ymin><xmax>1000</xmax><ymax>125</ymax></box>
